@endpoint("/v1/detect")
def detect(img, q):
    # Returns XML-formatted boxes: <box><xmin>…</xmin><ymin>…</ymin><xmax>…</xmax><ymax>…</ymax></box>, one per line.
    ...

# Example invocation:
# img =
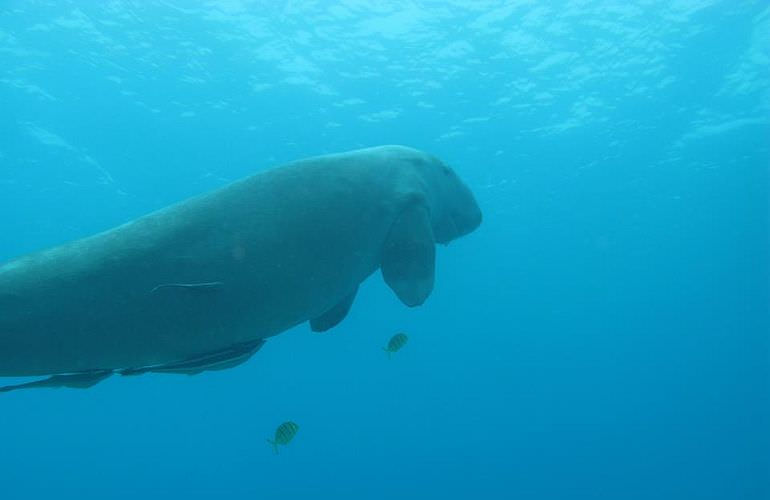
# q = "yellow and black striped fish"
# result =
<box><xmin>267</xmin><ymin>421</ymin><xmax>299</xmax><ymax>454</ymax></box>
<box><xmin>383</xmin><ymin>332</ymin><xmax>408</xmax><ymax>359</ymax></box>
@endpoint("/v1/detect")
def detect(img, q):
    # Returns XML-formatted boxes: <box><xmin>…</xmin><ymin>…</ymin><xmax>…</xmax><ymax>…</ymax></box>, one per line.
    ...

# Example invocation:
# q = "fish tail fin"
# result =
<box><xmin>266</xmin><ymin>439</ymin><xmax>278</xmax><ymax>455</ymax></box>
<box><xmin>382</xmin><ymin>347</ymin><xmax>391</xmax><ymax>360</ymax></box>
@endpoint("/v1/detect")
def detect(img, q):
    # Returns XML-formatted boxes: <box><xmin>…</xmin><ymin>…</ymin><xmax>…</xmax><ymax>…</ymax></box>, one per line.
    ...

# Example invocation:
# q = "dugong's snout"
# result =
<box><xmin>431</xmin><ymin>172</ymin><xmax>482</xmax><ymax>245</ymax></box>
<box><xmin>451</xmin><ymin>186</ymin><xmax>482</xmax><ymax>238</ymax></box>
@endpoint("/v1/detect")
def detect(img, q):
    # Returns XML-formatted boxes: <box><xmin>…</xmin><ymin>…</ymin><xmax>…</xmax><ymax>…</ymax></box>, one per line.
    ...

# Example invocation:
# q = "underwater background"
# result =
<box><xmin>0</xmin><ymin>1</ymin><xmax>768</xmax><ymax>499</ymax></box>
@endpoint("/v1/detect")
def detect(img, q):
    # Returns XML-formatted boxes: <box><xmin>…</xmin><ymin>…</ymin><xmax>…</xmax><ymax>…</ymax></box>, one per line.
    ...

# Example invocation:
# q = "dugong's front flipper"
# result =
<box><xmin>0</xmin><ymin>370</ymin><xmax>113</xmax><ymax>393</ymax></box>
<box><xmin>381</xmin><ymin>202</ymin><xmax>436</xmax><ymax>307</ymax></box>
<box><xmin>120</xmin><ymin>338</ymin><xmax>266</xmax><ymax>376</ymax></box>
<box><xmin>310</xmin><ymin>285</ymin><xmax>359</xmax><ymax>332</ymax></box>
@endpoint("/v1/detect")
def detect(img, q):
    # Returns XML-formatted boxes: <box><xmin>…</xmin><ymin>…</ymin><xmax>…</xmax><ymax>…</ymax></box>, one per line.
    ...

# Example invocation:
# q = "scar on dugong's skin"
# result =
<box><xmin>0</xmin><ymin>145</ymin><xmax>482</xmax><ymax>392</ymax></box>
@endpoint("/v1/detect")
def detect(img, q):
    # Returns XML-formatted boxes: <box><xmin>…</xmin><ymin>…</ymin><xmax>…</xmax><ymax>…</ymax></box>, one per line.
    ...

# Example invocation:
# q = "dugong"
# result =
<box><xmin>0</xmin><ymin>145</ymin><xmax>481</xmax><ymax>391</ymax></box>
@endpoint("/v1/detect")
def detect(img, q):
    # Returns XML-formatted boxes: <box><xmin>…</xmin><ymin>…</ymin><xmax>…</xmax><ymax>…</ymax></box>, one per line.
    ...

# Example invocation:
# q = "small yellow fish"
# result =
<box><xmin>267</xmin><ymin>421</ymin><xmax>299</xmax><ymax>454</ymax></box>
<box><xmin>383</xmin><ymin>332</ymin><xmax>408</xmax><ymax>359</ymax></box>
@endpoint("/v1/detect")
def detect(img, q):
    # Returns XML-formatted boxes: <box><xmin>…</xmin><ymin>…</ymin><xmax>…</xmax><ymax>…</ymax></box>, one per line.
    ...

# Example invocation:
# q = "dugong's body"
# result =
<box><xmin>0</xmin><ymin>146</ymin><xmax>481</xmax><ymax>387</ymax></box>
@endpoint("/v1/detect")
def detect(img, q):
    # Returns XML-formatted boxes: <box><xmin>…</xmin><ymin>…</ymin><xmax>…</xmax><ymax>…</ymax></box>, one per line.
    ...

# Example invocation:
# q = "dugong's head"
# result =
<box><xmin>378</xmin><ymin>145</ymin><xmax>482</xmax><ymax>306</ymax></box>
<box><xmin>384</xmin><ymin>145</ymin><xmax>482</xmax><ymax>244</ymax></box>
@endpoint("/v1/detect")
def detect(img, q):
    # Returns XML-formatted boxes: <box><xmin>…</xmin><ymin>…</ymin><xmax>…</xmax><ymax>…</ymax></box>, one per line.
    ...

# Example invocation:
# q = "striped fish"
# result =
<box><xmin>267</xmin><ymin>421</ymin><xmax>299</xmax><ymax>454</ymax></box>
<box><xmin>383</xmin><ymin>332</ymin><xmax>408</xmax><ymax>359</ymax></box>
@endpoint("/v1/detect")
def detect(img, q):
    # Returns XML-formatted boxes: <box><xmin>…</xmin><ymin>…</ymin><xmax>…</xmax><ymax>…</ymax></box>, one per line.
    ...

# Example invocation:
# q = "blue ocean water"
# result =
<box><xmin>1</xmin><ymin>1</ymin><xmax>768</xmax><ymax>499</ymax></box>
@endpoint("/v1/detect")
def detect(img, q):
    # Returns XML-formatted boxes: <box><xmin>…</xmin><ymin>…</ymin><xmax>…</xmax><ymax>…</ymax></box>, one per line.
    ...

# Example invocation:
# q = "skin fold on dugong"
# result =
<box><xmin>0</xmin><ymin>145</ymin><xmax>482</xmax><ymax>392</ymax></box>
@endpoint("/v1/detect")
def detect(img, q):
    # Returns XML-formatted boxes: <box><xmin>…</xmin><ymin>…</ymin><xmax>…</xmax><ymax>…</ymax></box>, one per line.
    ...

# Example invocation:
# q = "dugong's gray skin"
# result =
<box><xmin>0</xmin><ymin>145</ymin><xmax>481</xmax><ymax>386</ymax></box>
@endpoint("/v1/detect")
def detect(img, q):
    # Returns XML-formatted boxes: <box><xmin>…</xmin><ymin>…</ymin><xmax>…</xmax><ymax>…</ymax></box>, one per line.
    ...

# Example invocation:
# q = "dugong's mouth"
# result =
<box><xmin>439</xmin><ymin>217</ymin><xmax>461</xmax><ymax>246</ymax></box>
<box><xmin>439</xmin><ymin>207</ymin><xmax>482</xmax><ymax>245</ymax></box>
<box><xmin>452</xmin><ymin>205</ymin><xmax>482</xmax><ymax>238</ymax></box>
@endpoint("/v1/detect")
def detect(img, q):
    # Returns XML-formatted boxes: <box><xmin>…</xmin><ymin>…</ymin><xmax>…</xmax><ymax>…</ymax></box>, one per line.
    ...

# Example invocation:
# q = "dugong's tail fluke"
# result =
<box><xmin>0</xmin><ymin>370</ymin><xmax>113</xmax><ymax>393</ymax></box>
